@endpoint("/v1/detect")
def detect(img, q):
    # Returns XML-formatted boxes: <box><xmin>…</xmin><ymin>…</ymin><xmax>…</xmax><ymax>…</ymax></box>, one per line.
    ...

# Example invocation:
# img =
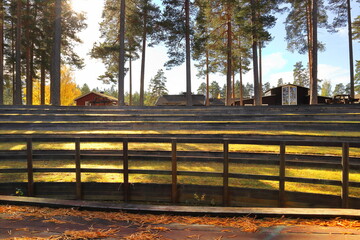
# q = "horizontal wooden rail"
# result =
<box><xmin>0</xmin><ymin>134</ymin><xmax>359</xmax><ymax>208</ymax></box>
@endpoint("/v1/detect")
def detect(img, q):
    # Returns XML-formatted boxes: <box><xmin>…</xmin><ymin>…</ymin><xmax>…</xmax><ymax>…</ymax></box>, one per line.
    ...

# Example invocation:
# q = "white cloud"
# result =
<box><xmin>262</xmin><ymin>52</ymin><xmax>287</xmax><ymax>75</ymax></box>
<box><xmin>318</xmin><ymin>64</ymin><xmax>350</xmax><ymax>85</ymax></box>
<box><xmin>267</xmin><ymin>71</ymin><xmax>293</xmax><ymax>87</ymax></box>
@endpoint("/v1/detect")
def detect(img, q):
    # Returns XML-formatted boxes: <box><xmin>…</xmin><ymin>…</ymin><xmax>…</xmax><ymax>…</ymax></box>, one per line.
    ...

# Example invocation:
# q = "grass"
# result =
<box><xmin>1</xmin><ymin>139</ymin><xmax>360</xmax><ymax>198</ymax></box>
<box><xmin>1</xmin><ymin>141</ymin><xmax>359</xmax><ymax>157</ymax></box>
<box><xmin>2</xmin><ymin>156</ymin><xmax>360</xmax><ymax>198</ymax></box>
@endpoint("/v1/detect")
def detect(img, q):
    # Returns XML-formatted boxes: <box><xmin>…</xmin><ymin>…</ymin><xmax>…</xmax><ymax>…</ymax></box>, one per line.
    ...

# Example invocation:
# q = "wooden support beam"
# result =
<box><xmin>171</xmin><ymin>139</ymin><xmax>178</xmax><ymax>203</ymax></box>
<box><xmin>342</xmin><ymin>142</ymin><xmax>349</xmax><ymax>208</ymax></box>
<box><xmin>279</xmin><ymin>142</ymin><xmax>286</xmax><ymax>207</ymax></box>
<box><xmin>123</xmin><ymin>139</ymin><xmax>129</xmax><ymax>202</ymax></box>
<box><xmin>223</xmin><ymin>140</ymin><xmax>229</xmax><ymax>207</ymax></box>
<box><xmin>27</xmin><ymin>138</ymin><xmax>34</xmax><ymax>197</ymax></box>
<box><xmin>75</xmin><ymin>138</ymin><xmax>82</xmax><ymax>200</ymax></box>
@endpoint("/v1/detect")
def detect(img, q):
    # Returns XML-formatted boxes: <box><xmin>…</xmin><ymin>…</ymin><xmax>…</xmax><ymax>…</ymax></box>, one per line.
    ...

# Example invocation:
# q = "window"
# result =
<box><xmin>282</xmin><ymin>86</ymin><xmax>297</xmax><ymax>105</ymax></box>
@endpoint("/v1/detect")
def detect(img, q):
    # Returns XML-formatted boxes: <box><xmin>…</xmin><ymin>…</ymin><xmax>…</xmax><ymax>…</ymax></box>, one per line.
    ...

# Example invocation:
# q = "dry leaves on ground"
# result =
<box><xmin>2</xmin><ymin>204</ymin><xmax>360</xmax><ymax>236</ymax></box>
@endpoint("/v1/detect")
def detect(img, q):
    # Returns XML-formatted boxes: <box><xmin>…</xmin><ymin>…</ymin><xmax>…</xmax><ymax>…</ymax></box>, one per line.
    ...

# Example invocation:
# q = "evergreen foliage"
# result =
<box><xmin>293</xmin><ymin>61</ymin><xmax>309</xmax><ymax>87</ymax></box>
<box><xmin>147</xmin><ymin>69</ymin><xmax>168</xmax><ymax>105</ymax></box>
<box><xmin>0</xmin><ymin>0</ymin><xmax>86</xmax><ymax>105</ymax></box>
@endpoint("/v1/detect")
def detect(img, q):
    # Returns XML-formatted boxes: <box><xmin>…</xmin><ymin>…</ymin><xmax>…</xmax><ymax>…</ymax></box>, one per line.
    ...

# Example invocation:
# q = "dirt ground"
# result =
<box><xmin>2</xmin><ymin>205</ymin><xmax>360</xmax><ymax>239</ymax></box>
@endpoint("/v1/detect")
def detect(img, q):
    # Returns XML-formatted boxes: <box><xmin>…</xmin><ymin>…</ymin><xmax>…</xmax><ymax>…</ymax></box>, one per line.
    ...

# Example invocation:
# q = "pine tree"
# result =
<box><xmin>193</xmin><ymin>0</ymin><xmax>213</xmax><ymax>106</ymax></box>
<box><xmin>0</xmin><ymin>1</ymin><xmax>85</xmax><ymax>106</ymax></box>
<box><xmin>333</xmin><ymin>83</ymin><xmax>346</xmax><ymax>95</ymax></box>
<box><xmin>328</xmin><ymin>0</ymin><xmax>356</xmax><ymax>97</ymax></box>
<box><xmin>236</xmin><ymin>0</ymin><xmax>282</xmax><ymax>106</ymax></box>
<box><xmin>197</xmin><ymin>82</ymin><xmax>207</xmax><ymax>95</ymax></box>
<box><xmin>137</xmin><ymin>0</ymin><xmax>161</xmax><ymax>106</ymax></box>
<box><xmin>293</xmin><ymin>61</ymin><xmax>309</xmax><ymax>87</ymax></box>
<box><xmin>354</xmin><ymin>16</ymin><xmax>360</xmax><ymax>41</ymax></box>
<box><xmin>148</xmin><ymin>69</ymin><xmax>168</xmax><ymax>105</ymax></box>
<box><xmin>209</xmin><ymin>81</ymin><xmax>221</xmax><ymax>99</ymax></box>
<box><xmin>161</xmin><ymin>0</ymin><xmax>193</xmax><ymax>106</ymax></box>
<box><xmin>284</xmin><ymin>0</ymin><xmax>335</xmax><ymax>104</ymax></box>
<box><xmin>355</xmin><ymin>60</ymin><xmax>360</xmax><ymax>94</ymax></box>
<box><xmin>0</xmin><ymin>0</ymin><xmax>3</xmax><ymax>105</ymax></box>
<box><xmin>277</xmin><ymin>78</ymin><xmax>284</xmax><ymax>87</ymax></box>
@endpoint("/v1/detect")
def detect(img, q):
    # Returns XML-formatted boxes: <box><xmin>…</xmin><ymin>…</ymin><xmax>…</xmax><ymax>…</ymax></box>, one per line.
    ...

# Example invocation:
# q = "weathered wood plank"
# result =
<box><xmin>223</xmin><ymin>140</ymin><xmax>229</xmax><ymax>207</ymax></box>
<box><xmin>27</xmin><ymin>138</ymin><xmax>34</xmax><ymax>197</ymax></box>
<box><xmin>123</xmin><ymin>139</ymin><xmax>129</xmax><ymax>202</ymax></box>
<box><xmin>342</xmin><ymin>142</ymin><xmax>350</xmax><ymax>208</ymax></box>
<box><xmin>75</xmin><ymin>138</ymin><xmax>82</xmax><ymax>200</ymax></box>
<box><xmin>171</xmin><ymin>139</ymin><xmax>177</xmax><ymax>203</ymax></box>
<box><xmin>279</xmin><ymin>142</ymin><xmax>286</xmax><ymax>207</ymax></box>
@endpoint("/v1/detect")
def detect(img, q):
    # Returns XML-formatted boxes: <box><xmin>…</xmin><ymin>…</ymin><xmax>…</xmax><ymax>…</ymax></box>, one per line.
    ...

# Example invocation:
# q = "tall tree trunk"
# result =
<box><xmin>118</xmin><ymin>0</ymin><xmax>125</xmax><ymax>106</ymax></box>
<box><xmin>205</xmin><ymin>50</ymin><xmax>210</xmax><ymax>106</ymax></box>
<box><xmin>258</xmin><ymin>42</ymin><xmax>263</xmax><ymax>105</ymax></box>
<box><xmin>129</xmin><ymin>55</ymin><xmax>132</xmax><ymax>106</ymax></box>
<box><xmin>251</xmin><ymin>0</ymin><xmax>260</xmax><ymax>106</ymax></box>
<box><xmin>139</xmin><ymin>6</ymin><xmax>147</xmax><ymax>107</ymax></box>
<box><xmin>11</xmin><ymin>18</ymin><xmax>15</xmax><ymax>104</ymax></box>
<box><xmin>51</xmin><ymin>0</ymin><xmax>61</xmax><ymax>106</ymax></box>
<box><xmin>347</xmin><ymin>0</ymin><xmax>354</xmax><ymax>98</ymax></box>
<box><xmin>232</xmin><ymin>71</ymin><xmax>235</xmax><ymax>99</ymax></box>
<box><xmin>0</xmin><ymin>0</ymin><xmax>3</xmax><ymax>105</ymax></box>
<box><xmin>14</xmin><ymin>0</ymin><xmax>22</xmax><ymax>105</ymax></box>
<box><xmin>239</xmin><ymin>56</ymin><xmax>243</xmax><ymax>106</ymax></box>
<box><xmin>185</xmin><ymin>0</ymin><xmax>192</xmax><ymax>106</ymax></box>
<box><xmin>226</xmin><ymin>5</ymin><xmax>232</xmax><ymax>106</ymax></box>
<box><xmin>41</xmin><ymin>55</ymin><xmax>45</xmax><ymax>105</ymax></box>
<box><xmin>310</xmin><ymin>0</ymin><xmax>318</xmax><ymax>105</ymax></box>
<box><xmin>26</xmin><ymin>0</ymin><xmax>32</xmax><ymax>105</ymax></box>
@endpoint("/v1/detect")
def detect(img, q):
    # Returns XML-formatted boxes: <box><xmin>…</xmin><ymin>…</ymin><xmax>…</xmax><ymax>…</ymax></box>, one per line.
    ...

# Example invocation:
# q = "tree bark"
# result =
<box><xmin>139</xmin><ymin>5</ymin><xmax>147</xmax><ymax>107</ymax></box>
<box><xmin>347</xmin><ymin>0</ymin><xmax>354</xmax><ymax>98</ymax></box>
<box><xmin>251</xmin><ymin>0</ymin><xmax>260</xmax><ymax>106</ymax></box>
<box><xmin>205</xmin><ymin>50</ymin><xmax>210</xmax><ymax>106</ymax></box>
<box><xmin>0</xmin><ymin>0</ymin><xmax>4</xmax><ymax>105</ymax></box>
<box><xmin>226</xmin><ymin>4</ymin><xmax>232</xmax><ymax>106</ymax></box>
<box><xmin>26</xmin><ymin>0</ymin><xmax>32</xmax><ymax>105</ymax></box>
<box><xmin>185</xmin><ymin>0</ymin><xmax>192</xmax><ymax>106</ymax></box>
<box><xmin>129</xmin><ymin>56</ymin><xmax>132</xmax><ymax>106</ymax></box>
<box><xmin>310</xmin><ymin>0</ymin><xmax>318</xmax><ymax>105</ymax></box>
<box><xmin>306</xmin><ymin>0</ymin><xmax>313</xmax><ymax>92</ymax></box>
<box><xmin>239</xmin><ymin>58</ymin><xmax>243</xmax><ymax>106</ymax></box>
<box><xmin>41</xmin><ymin>55</ymin><xmax>45</xmax><ymax>105</ymax></box>
<box><xmin>232</xmin><ymin>71</ymin><xmax>235</xmax><ymax>99</ymax></box>
<box><xmin>14</xmin><ymin>0</ymin><xmax>22</xmax><ymax>105</ymax></box>
<box><xmin>51</xmin><ymin>0</ymin><xmax>61</xmax><ymax>106</ymax></box>
<box><xmin>118</xmin><ymin>0</ymin><xmax>126</xmax><ymax>106</ymax></box>
<box><xmin>259</xmin><ymin>41</ymin><xmax>263</xmax><ymax>105</ymax></box>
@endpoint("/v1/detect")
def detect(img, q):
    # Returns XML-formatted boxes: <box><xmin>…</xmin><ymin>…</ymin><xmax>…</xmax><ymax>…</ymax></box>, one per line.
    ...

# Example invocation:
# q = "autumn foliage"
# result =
<box><xmin>29</xmin><ymin>66</ymin><xmax>81</xmax><ymax>106</ymax></box>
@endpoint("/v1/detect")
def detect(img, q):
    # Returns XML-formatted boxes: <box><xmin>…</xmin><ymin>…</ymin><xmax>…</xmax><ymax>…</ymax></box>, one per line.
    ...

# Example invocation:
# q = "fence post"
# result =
<box><xmin>342</xmin><ymin>142</ymin><xmax>350</xmax><ymax>208</ymax></box>
<box><xmin>75</xmin><ymin>138</ymin><xmax>82</xmax><ymax>200</ymax></box>
<box><xmin>171</xmin><ymin>139</ymin><xmax>178</xmax><ymax>203</ymax></box>
<box><xmin>27</xmin><ymin>138</ymin><xmax>34</xmax><ymax>197</ymax></box>
<box><xmin>123</xmin><ymin>139</ymin><xmax>129</xmax><ymax>202</ymax></box>
<box><xmin>223</xmin><ymin>140</ymin><xmax>229</xmax><ymax>207</ymax></box>
<box><xmin>279</xmin><ymin>142</ymin><xmax>286</xmax><ymax>207</ymax></box>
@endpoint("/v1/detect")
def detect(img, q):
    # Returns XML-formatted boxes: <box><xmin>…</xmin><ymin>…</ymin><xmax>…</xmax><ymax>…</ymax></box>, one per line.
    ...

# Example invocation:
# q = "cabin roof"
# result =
<box><xmin>74</xmin><ymin>92</ymin><xmax>118</xmax><ymax>102</ymax></box>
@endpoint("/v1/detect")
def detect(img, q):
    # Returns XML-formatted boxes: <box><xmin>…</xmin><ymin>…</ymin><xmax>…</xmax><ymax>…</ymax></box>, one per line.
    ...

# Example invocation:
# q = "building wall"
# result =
<box><xmin>75</xmin><ymin>93</ymin><xmax>117</xmax><ymax>106</ymax></box>
<box><xmin>76</xmin><ymin>92</ymin><xmax>99</xmax><ymax>106</ymax></box>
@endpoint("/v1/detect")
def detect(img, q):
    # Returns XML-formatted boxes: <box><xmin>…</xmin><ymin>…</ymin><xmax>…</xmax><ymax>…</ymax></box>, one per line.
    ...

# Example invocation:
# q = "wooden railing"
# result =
<box><xmin>1</xmin><ymin>134</ymin><xmax>360</xmax><ymax>208</ymax></box>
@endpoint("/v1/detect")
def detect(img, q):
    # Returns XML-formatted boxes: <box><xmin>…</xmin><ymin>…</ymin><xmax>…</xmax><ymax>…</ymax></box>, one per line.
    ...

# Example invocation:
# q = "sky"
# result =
<box><xmin>71</xmin><ymin>0</ymin><xmax>360</xmax><ymax>95</ymax></box>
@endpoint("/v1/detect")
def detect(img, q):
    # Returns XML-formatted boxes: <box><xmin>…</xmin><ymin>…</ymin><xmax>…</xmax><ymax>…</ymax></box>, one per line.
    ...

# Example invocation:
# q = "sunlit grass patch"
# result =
<box><xmin>285</xmin><ymin>182</ymin><xmax>342</xmax><ymax>196</ymax></box>
<box><xmin>33</xmin><ymin>173</ymin><xmax>75</xmax><ymax>182</ymax></box>
<box><xmin>229</xmin><ymin>163</ymin><xmax>279</xmax><ymax>176</ymax></box>
<box><xmin>286</xmin><ymin>166</ymin><xmax>342</xmax><ymax>180</ymax></box>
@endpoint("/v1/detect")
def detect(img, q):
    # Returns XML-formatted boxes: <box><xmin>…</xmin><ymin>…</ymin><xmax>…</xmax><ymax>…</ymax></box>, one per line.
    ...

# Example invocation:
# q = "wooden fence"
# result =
<box><xmin>1</xmin><ymin>134</ymin><xmax>360</xmax><ymax>208</ymax></box>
